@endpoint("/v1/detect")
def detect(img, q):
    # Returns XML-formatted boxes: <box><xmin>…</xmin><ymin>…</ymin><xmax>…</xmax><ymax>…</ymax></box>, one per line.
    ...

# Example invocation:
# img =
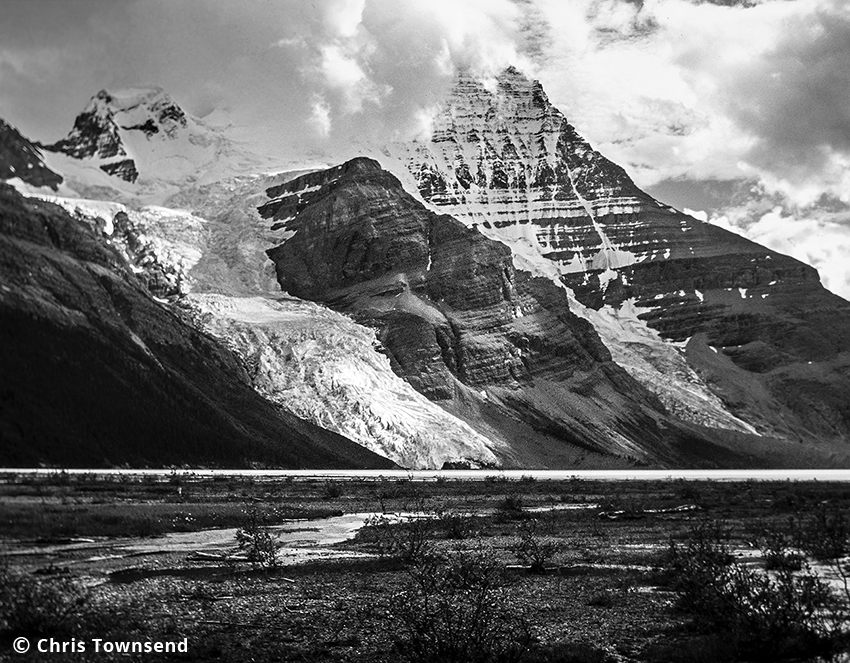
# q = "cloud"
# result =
<box><xmin>669</xmin><ymin>0</ymin><xmax>850</xmax><ymax>205</ymax></box>
<box><xmin>3</xmin><ymin>0</ymin><xmax>848</xmax><ymax>193</ymax></box>
<box><xmin>7</xmin><ymin>0</ymin><xmax>541</xmax><ymax>152</ymax></box>
<box><xmin>528</xmin><ymin>0</ymin><xmax>850</xmax><ymax>207</ymax></box>
<box><xmin>2</xmin><ymin>0</ymin><xmax>848</xmax><ymax>297</ymax></box>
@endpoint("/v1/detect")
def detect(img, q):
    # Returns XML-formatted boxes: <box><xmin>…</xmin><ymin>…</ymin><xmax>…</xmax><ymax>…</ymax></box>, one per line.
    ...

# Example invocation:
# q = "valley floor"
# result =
<box><xmin>1</xmin><ymin>475</ymin><xmax>849</xmax><ymax>662</ymax></box>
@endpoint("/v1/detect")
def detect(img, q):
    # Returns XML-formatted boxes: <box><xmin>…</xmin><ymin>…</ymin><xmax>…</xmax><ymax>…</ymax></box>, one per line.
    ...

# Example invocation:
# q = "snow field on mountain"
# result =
<box><xmin>184</xmin><ymin>294</ymin><xmax>502</xmax><ymax>469</ymax></box>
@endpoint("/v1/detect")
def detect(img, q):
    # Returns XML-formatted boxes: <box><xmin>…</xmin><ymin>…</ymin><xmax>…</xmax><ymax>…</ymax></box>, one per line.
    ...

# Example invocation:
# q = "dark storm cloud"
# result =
<box><xmin>726</xmin><ymin>3</ymin><xmax>850</xmax><ymax>183</ymax></box>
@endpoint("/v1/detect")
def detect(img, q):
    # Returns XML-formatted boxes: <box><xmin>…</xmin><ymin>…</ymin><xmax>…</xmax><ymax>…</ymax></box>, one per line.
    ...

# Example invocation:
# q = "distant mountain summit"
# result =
<box><xmin>387</xmin><ymin>66</ymin><xmax>662</xmax><ymax>276</ymax></box>
<box><xmin>43</xmin><ymin>87</ymin><xmax>257</xmax><ymax>187</ymax></box>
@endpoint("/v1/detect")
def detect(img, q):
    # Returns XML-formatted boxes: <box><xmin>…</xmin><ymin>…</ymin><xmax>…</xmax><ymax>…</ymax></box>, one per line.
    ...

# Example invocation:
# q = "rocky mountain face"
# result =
<box><xmin>45</xmin><ymin>88</ymin><xmax>184</xmax><ymax>182</ymax></box>
<box><xmin>384</xmin><ymin>67</ymin><xmax>850</xmax><ymax>457</ymax></box>
<box><xmin>0</xmin><ymin>120</ymin><xmax>62</xmax><ymax>190</ymax></box>
<box><xmin>260</xmin><ymin>157</ymin><xmax>815</xmax><ymax>468</ymax></box>
<box><xmin>0</xmin><ymin>183</ymin><xmax>393</xmax><ymax>469</ymax></box>
<box><xmin>42</xmin><ymin>88</ymin><xmax>255</xmax><ymax>190</ymax></box>
<box><xmin>2</xmin><ymin>69</ymin><xmax>849</xmax><ymax>469</ymax></box>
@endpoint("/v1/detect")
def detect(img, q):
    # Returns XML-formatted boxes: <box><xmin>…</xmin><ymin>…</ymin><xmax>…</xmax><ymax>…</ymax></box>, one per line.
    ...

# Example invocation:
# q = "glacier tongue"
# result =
<box><xmin>182</xmin><ymin>294</ymin><xmax>502</xmax><ymax>469</ymax></box>
<box><xmin>585</xmin><ymin>298</ymin><xmax>758</xmax><ymax>434</ymax></box>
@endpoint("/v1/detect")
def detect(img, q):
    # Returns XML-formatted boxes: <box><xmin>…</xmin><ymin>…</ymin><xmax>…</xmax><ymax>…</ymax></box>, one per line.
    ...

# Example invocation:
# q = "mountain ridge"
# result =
<box><xmin>384</xmin><ymin>67</ymin><xmax>850</xmax><ymax>455</ymax></box>
<box><xmin>261</xmin><ymin>157</ymin><xmax>833</xmax><ymax>468</ymax></box>
<box><xmin>1</xmin><ymin>68</ymin><xmax>849</xmax><ymax>468</ymax></box>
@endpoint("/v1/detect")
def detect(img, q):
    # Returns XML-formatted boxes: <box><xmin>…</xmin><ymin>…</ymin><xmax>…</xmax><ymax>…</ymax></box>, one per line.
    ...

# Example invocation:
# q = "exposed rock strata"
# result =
<box><xmin>386</xmin><ymin>67</ymin><xmax>850</xmax><ymax>454</ymax></box>
<box><xmin>263</xmin><ymin>158</ymin><xmax>792</xmax><ymax>468</ymax></box>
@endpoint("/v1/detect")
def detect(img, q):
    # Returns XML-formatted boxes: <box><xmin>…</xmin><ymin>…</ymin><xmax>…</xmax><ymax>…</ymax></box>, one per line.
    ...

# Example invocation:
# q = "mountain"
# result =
<box><xmin>0</xmin><ymin>182</ymin><xmax>393</xmax><ymax>469</ymax></box>
<box><xmin>260</xmin><ymin>157</ymin><xmax>842</xmax><ymax>468</ymax></box>
<box><xmin>1</xmin><ymin>69</ymin><xmax>849</xmax><ymax>469</ymax></box>
<box><xmin>0</xmin><ymin>119</ymin><xmax>62</xmax><ymax>190</ymax></box>
<box><xmin>383</xmin><ymin>67</ymin><xmax>850</xmax><ymax>459</ymax></box>
<box><xmin>41</xmin><ymin>88</ymin><xmax>266</xmax><ymax>197</ymax></box>
<box><xmin>0</xmin><ymin>167</ymin><xmax>506</xmax><ymax>469</ymax></box>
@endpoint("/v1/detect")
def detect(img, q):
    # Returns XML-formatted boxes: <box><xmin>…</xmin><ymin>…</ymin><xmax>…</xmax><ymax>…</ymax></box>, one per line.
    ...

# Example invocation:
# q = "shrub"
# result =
<box><xmin>362</xmin><ymin>514</ymin><xmax>434</xmax><ymax>565</ymax></box>
<box><xmin>512</xmin><ymin>520</ymin><xmax>561</xmax><ymax>573</ymax></box>
<box><xmin>793</xmin><ymin>503</ymin><xmax>850</xmax><ymax>561</ymax></box>
<box><xmin>792</xmin><ymin>503</ymin><xmax>850</xmax><ymax>614</ymax></box>
<box><xmin>671</xmin><ymin>478</ymin><xmax>703</xmax><ymax>503</ymax></box>
<box><xmin>748</xmin><ymin>524</ymin><xmax>804</xmax><ymax>572</ymax></box>
<box><xmin>235</xmin><ymin>504</ymin><xmax>280</xmax><ymax>570</ymax></box>
<box><xmin>0</xmin><ymin>566</ymin><xmax>91</xmax><ymax>636</ymax></box>
<box><xmin>435</xmin><ymin>508</ymin><xmax>477</xmax><ymax>540</ymax></box>
<box><xmin>586</xmin><ymin>591</ymin><xmax>614</xmax><ymax>608</ymax></box>
<box><xmin>495</xmin><ymin>494</ymin><xmax>525</xmax><ymax>521</ymax></box>
<box><xmin>387</xmin><ymin>547</ymin><xmax>530</xmax><ymax>663</ymax></box>
<box><xmin>323</xmin><ymin>481</ymin><xmax>344</xmax><ymax>499</ymax></box>
<box><xmin>662</xmin><ymin>521</ymin><xmax>846</xmax><ymax>661</ymax></box>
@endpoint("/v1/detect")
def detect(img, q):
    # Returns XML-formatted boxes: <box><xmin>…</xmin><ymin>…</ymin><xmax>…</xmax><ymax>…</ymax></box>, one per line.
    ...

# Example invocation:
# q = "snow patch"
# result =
<box><xmin>184</xmin><ymin>294</ymin><xmax>504</xmax><ymax>469</ymax></box>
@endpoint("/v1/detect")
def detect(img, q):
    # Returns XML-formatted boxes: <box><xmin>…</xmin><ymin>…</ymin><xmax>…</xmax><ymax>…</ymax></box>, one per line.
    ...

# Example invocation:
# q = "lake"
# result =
<box><xmin>3</xmin><ymin>468</ymin><xmax>850</xmax><ymax>481</ymax></box>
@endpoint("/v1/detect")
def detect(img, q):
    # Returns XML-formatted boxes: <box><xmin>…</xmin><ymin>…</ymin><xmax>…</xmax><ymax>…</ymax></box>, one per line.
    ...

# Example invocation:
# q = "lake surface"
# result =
<box><xmin>3</xmin><ymin>468</ymin><xmax>850</xmax><ymax>482</ymax></box>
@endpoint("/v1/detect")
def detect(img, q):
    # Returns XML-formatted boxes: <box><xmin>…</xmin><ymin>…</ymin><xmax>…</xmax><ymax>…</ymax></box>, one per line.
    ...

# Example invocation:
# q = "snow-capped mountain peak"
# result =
<box><xmin>95</xmin><ymin>87</ymin><xmax>188</xmax><ymax>139</ymax></box>
<box><xmin>42</xmin><ymin>87</ymin><xmax>259</xmax><ymax>190</ymax></box>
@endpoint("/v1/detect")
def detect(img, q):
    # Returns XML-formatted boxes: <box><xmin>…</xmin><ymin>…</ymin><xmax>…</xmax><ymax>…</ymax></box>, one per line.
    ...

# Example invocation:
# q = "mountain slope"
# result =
<box><xmin>0</xmin><ymin>183</ymin><xmax>394</xmax><ymax>469</ymax></box>
<box><xmin>384</xmin><ymin>67</ymin><xmax>850</xmax><ymax>457</ymax></box>
<box><xmin>0</xmin><ymin>119</ymin><xmax>62</xmax><ymax>190</ymax></box>
<box><xmin>260</xmin><ymin>157</ymin><xmax>812</xmax><ymax>468</ymax></box>
<box><xmin>9</xmin><ymin>172</ymin><xmax>506</xmax><ymax>469</ymax></box>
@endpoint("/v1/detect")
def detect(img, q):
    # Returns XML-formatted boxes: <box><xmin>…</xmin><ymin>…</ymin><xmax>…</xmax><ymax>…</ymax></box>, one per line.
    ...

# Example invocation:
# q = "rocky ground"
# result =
<box><xmin>1</xmin><ymin>475</ymin><xmax>849</xmax><ymax>662</ymax></box>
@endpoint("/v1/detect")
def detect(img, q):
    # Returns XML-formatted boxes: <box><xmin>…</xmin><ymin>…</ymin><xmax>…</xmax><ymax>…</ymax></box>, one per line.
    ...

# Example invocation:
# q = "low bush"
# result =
<box><xmin>586</xmin><ymin>591</ymin><xmax>614</xmax><ymax>608</ymax></box>
<box><xmin>0</xmin><ymin>565</ymin><xmax>134</xmax><ymax>642</ymax></box>
<box><xmin>662</xmin><ymin>520</ymin><xmax>846</xmax><ymax>661</ymax></box>
<box><xmin>0</xmin><ymin>566</ymin><xmax>91</xmax><ymax>637</ymax></box>
<box><xmin>362</xmin><ymin>514</ymin><xmax>434</xmax><ymax>565</ymax></box>
<box><xmin>793</xmin><ymin>503</ymin><xmax>850</xmax><ymax>561</ymax></box>
<box><xmin>512</xmin><ymin>520</ymin><xmax>561</xmax><ymax>573</ymax></box>
<box><xmin>387</xmin><ymin>547</ymin><xmax>530</xmax><ymax>663</ymax></box>
<box><xmin>323</xmin><ymin>481</ymin><xmax>344</xmax><ymax>499</ymax></box>
<box><xmin>748</xmin><ymin>524</ymin><xmax>804</xmax><ymax>571</ymax></box>
<box><xmin>235</xmin><ymin>504</ymin><xmax>280</xmax><ymax>570</ymax></box>
<box><xmin>495</xmin><ymin>494</ymin><xmax>526</xmax><ymax>521</ymax></box>
<box><xmin>436</xmin><ymin>508</ymin><xmax>477</xmax><ymax>540</ymax></box>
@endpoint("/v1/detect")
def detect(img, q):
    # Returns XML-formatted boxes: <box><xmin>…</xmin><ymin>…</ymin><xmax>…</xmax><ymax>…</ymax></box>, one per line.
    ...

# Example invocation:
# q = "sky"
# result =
<box><xmin>2</xmin><ymin>0</ymin><xmax>850</xmax><ymax>297</ymax></box>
